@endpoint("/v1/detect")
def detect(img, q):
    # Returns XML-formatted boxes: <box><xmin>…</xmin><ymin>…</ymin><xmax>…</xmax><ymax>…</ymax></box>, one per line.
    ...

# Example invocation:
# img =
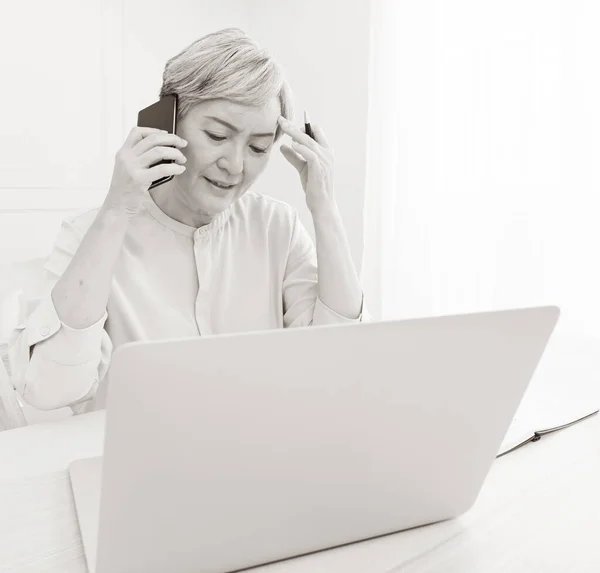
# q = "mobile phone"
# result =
<box><xmin>137</xmin><ymin>94</ymin><xmax>178</xmax><ymax>189</ymax></box>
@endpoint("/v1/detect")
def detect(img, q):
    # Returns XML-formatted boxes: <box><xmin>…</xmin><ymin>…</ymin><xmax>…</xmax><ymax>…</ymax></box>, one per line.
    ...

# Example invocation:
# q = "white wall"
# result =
<box><xmin>246</xmin><ymin>0</ymin><xmax>371</xmax><ymax>270</ymax></box>
<box><xmin>0</xmin><ymin>0</ymin><xmax>369</xmax><ymax>270</ymax></box>
<box><xmin>365</xmin><ymin>0</ymin><xmax>600</xmax><ymax>340</ymax></box>
<box><xmin>0</xmin><ymin>0</ymin><xmax>124</xmax><ymax>264</ymax></box>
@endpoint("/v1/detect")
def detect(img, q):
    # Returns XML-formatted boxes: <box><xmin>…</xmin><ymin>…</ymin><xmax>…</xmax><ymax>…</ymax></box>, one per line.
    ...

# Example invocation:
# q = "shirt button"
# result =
<box><xmin>39</xmin><ymin>325</ymin><xmax>50</xmax><ymax>337</ymax></box>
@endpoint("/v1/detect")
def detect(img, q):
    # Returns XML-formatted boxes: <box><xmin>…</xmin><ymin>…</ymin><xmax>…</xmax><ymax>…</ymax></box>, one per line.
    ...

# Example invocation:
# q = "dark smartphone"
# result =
<box><xmin>137</xmin><ymin>94</ymin><xmax>178</xmax><ymax>189</ymax></box>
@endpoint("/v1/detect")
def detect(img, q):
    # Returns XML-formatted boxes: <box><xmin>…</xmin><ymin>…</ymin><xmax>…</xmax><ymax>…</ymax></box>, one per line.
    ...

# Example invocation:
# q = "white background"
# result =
<box><xmin>364</xmin><ymin>0</ymin><xmax>599</xmax><ymax>341</ymax></box>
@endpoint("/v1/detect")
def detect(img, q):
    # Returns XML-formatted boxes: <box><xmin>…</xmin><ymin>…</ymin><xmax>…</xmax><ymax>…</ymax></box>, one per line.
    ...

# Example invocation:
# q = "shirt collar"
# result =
<box><xmin>143</xmin><ymin>194</ymin><xmax>232</xmax><ymax>238</ymax></box>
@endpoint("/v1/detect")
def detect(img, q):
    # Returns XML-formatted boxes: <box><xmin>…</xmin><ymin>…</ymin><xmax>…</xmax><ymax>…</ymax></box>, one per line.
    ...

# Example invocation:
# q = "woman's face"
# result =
<box><xmin>173</xmin><ymin>97</ymin><xmax>280</xmax><ymax>219</ymax></box>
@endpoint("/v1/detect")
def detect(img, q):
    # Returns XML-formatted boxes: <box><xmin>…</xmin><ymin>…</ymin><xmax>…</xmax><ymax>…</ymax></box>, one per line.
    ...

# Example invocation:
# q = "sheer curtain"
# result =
<box><xmin>363</xmin><ymin>0</ymin><xmax>600</xmax><ymax>341</ymax></box>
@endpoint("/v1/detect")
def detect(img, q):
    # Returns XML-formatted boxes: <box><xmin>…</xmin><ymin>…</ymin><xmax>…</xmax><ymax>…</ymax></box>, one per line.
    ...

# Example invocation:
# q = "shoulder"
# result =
<box><xmin>231</xmin><ymin>192</ymin><xmax>314</xmax><ymax>258</ymax></box>
<box><xmin>49</xmin><ymin>206</ymin><xmax>102</xmax><ymax>251</ymax></box>
<box><xmin>236</xmin><ymin>191</ymin><xmax>297</xmax><ymax>219</ymax></box>
<box><xmin>232</xmin><ymin>191</ymin><xmax>299</xmax><ymax>233</ymax></box>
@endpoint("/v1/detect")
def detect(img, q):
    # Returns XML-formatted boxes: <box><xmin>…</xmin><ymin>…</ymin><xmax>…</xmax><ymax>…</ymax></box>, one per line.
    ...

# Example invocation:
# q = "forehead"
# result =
<box><xmin>188</xmin><ymin>98</ymin><xmax>280</xmax><ymax>131</ymax></box>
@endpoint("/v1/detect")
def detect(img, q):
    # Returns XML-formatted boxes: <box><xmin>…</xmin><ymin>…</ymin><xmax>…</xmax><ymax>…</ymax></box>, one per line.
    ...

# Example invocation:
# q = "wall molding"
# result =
<box><xmin>1</xmin><ymin>0</ymin><xmax>125</xmax><ymax>195</ymax></box>
<box><xmin>0</xmin><ymin>188</ymin><xmax>107</xmax><ymax>212</ymax></box>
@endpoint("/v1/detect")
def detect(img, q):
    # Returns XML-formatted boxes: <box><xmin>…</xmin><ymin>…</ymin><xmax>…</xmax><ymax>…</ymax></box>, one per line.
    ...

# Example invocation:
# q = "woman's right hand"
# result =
<box><xmin>103</xmin><ymin>126</ymin><xmax>188</xmax><ymax>217</ymax></box>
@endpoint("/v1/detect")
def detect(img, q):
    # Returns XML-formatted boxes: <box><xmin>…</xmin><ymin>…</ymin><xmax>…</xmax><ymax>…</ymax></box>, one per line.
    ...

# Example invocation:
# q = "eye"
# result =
<box><xmin>206</xmin><ymin>132</ymin><xmax>226</xmax><ymax>142</ymax></box>
<box><xmin>250</xmin><ymin>146</ymin><xmax>268</xmax><ymax>154</ymax></box>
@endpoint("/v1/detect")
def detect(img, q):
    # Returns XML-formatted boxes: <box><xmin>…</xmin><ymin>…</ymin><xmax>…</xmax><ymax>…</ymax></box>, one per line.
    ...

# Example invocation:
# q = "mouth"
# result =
<box><xmin>203</xmin><ymin>176</ymin><xmax>237</xmax><ymax>190</ymax></box>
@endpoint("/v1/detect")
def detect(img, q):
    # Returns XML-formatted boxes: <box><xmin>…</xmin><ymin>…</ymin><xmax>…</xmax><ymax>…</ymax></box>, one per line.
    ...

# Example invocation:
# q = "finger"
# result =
<box><xmin>133</xmin><ymin>132</ymin><xmax>187</xmax><ymax>155</ymax></box>
<box><xmin>278</xmin><ymin>117</ymin><xmax>320</xmax><ymax>152</ymax></box>
<box><xmin>126</xmin><ymin>126</ymin><xmax>169</xmax><ymax>147</ymax></box>
<box><xmin>140</xmin><ymin>146</ymin><xmax>187</xmax><ymax>168</ymax></box>
<box><xmin>146</xmin><ymin>162</ymin><xmax>186</xmax><ymax>182</ymax></box>
<box><xmin>291</xmin><ymin>141</ymin><xmax>320</xmax><ymax>166</ymax></box>
<box><xmin>311</xmin><ymin>124</ymin><xmax>330</xmax><ymax>149</ymax></box>
<box><xmin>280</xmin><ymin>144</ymin><xmax>306</xmax><ymax>173</ymax></box>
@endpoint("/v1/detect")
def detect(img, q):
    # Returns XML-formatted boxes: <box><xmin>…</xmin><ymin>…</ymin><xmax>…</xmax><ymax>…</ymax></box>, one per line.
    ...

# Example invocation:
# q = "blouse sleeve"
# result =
<box><xmin>282</xmin><ymin>212</ymin><xmax>368</xmax><ymax>328</ymax></box>
<box><xmin>8</xmin><ymin>215</ymin><xmax>112</xmax><ymax>412</ymax></box>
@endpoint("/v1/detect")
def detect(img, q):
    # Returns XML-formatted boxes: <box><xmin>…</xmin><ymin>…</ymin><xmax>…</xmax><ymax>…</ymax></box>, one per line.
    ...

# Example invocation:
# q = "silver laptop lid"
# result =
<box><xmin>93</xmin><ymin>306</ymin><xmax>559</xmax><ymax>573</ymax></box>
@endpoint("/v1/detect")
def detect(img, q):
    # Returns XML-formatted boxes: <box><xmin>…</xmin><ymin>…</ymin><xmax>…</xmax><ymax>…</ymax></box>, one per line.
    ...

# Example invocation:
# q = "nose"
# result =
<box><xmin>217</xmin><ymin>143</ymin><xmax>244</xmax><ymax>177</ymax></box>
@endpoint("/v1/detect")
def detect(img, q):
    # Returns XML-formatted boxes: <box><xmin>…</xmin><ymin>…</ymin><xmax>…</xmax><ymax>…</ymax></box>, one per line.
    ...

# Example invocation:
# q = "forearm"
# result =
<box><xmin>51</xmin><ymin>205</ymin><xmax>130</xmax><ymax>329</ymax></box>
<box><xmin>312</xmin><ymin>202</ymin><xmax>363</xmax><ymax>319</ymax></box>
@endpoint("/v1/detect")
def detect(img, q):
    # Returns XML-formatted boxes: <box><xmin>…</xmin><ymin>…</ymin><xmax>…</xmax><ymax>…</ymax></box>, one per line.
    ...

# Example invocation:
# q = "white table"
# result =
<box><xmin>1</xmin><ymin>333</ymin><xmax>599</xmax><ymax>572</ymax></box>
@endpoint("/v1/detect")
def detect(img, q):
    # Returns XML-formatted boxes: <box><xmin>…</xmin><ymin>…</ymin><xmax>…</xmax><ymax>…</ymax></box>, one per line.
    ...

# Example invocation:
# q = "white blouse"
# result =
<box><xmin>9</xmin><ymin>192</ymin><xmax>365</xmax><ymax>414</ymax></box>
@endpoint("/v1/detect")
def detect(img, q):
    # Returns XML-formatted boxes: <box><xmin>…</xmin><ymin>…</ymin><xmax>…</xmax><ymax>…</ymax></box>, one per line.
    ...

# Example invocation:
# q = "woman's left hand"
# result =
<box><xmin>278</xmin><ymin>116</ymin><xmax>335</xmax><ymax>215</ymax></box>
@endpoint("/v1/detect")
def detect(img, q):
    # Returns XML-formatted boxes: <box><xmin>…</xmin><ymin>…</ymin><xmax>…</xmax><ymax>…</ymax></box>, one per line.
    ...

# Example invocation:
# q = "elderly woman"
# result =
<box><xmin>9</xmin><ymin>28</ymin><xmax>366</xmax><ymax>414</ymax></box>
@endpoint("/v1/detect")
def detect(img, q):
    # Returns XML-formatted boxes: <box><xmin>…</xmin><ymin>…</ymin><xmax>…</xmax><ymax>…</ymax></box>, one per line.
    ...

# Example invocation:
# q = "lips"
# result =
<box><xmin>204</xmin><ymin>176</ymin><xmax>237</xmax><ymax>190</ymax></box>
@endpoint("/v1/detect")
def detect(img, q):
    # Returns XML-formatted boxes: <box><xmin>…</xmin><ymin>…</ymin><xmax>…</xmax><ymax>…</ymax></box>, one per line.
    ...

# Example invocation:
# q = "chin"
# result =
<box><xmin>195</xmin><ymin>178</ymin><xmax>244</xmax><ymax>213</ymax></box>
<box><xmin>194</xmin><ymin>191</ymin><xmax>235</xmax><ymax>216</ymax></box>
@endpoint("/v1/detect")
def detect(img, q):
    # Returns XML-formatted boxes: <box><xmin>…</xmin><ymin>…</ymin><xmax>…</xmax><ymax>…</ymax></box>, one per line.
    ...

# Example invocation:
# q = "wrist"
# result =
<box><xmin>310</xmin><ymin>199</ymin><xmax>341</xmax><ymax>225</ymax></box>
<box><xmin>97</xmin><ymin>202</ymin><xmax>133</xmax><ymax>231</ymax></box>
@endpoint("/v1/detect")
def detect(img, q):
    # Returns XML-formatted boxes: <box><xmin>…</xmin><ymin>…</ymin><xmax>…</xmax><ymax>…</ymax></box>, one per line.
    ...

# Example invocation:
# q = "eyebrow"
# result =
<box><xmin>205</xmin><ymin>116</ymin><xmax>275</xmax><ymax>138</ymax></box>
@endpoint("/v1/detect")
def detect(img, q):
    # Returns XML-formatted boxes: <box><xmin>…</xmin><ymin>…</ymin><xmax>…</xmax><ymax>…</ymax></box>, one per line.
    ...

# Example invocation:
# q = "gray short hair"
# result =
<box><xmin>160</xmin><ymin>28</ymin><xmax>293</xmax><ymax>140</ymax></box>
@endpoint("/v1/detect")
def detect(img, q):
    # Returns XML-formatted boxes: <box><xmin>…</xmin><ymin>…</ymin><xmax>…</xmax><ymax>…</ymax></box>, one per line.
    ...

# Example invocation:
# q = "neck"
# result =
<box><xmin>149</xmin><ymin>180</ymin><xmax>213</xmax><ymax>228</ymax></box>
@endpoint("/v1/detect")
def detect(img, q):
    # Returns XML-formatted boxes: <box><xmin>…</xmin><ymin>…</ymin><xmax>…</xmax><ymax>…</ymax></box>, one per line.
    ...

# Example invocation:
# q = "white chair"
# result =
<box><xmin>0</xmin><ymin>345</ymin><xmax>26</xmax><ymax>431</ymax></box>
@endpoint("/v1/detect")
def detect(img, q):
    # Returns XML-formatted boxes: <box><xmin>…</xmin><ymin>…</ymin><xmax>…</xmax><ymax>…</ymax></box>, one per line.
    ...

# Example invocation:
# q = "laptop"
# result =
<box><xmin>69</xmin><ymin>305</ymin><xmax>560</xmax><ymax>573</ymax></box>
